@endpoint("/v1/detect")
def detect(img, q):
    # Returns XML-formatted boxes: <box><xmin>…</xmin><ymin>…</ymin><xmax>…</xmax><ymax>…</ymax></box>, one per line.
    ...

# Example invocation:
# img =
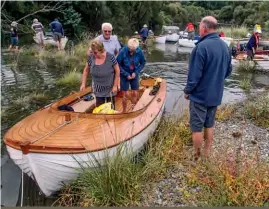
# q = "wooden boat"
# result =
<box><xmin>3</xmin><ymin>77</ymin><xmax>167</xmax><ymax>197</ymax></box>
<box><xmin>236</xmin><ymin>50</ymin><xmax>269</xmax><ymax>56</ymax></box>
<box><xmin>154</xmin><ymin>35</ymin><xmax>166</xmax><ymax>44</ymax></box>
<box><xmin>33</xmin><ymin>32</ymin><xmax>68</xmax><ymax>49</ymax></box>
<box><xmin>232</xmin><ymin>54</ymin><xmax>269</xmax><ymax>71</ymax></box>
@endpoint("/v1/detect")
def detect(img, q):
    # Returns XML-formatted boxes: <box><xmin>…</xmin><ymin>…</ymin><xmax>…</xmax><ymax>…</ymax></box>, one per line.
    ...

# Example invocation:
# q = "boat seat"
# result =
<box><xmin>71</xmin><ymin>99</ymin><xmax>96</xmax><ymax>113</ymax></box>
<box><xmin>133</xmin><ymin>88</ymin><xmax>154</xmax><ymax>111</ymax></box>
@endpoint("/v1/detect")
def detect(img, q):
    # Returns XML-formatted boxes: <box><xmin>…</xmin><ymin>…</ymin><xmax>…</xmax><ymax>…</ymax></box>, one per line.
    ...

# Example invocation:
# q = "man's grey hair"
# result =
<box><xmin>102</xmin><ymin>23</ymin><xmax>113</xmax><ymax>31</ymax></box>
<box><xmin>201</xmin><ymin>17</ymin><xmax>217</xmax><ymax>30</ymax></box>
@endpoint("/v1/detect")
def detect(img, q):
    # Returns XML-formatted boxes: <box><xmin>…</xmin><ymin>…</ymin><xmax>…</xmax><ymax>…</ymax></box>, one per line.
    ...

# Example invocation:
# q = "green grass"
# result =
<box><xmin>56</xmin><ymin>69</ymin><xmax>82</xmax><ymax>86</ymax></box>
<box><xmin>237</xmin><ymin>60</ymin><xmax>256</xmax><ymax>72</ymax></box>
<box><xmin>244</xmin><ymin>94</ymin><xmax>269</xmax><ymax>128</ymax></box>
<box><xmin>53</xmin><ymin>114</ymin><xmax>192</xmax><ymax>207</ymax></box>
<box><xmin>239</xmin><ymin>77</ymin><xmax>252</xmax><ymax>90</ymax></box>
<box><xmin>218</xmin><ymin>26</ymin><xmax>249</xmax><ymax>39</ymax></box>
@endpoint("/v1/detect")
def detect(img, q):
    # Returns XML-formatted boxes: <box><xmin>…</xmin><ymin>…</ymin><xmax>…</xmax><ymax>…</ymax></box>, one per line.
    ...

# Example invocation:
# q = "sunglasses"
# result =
<box><xmin>104</xmin><ymin>30</ymin><xmax>112</xmax><ymax>33</ymax></box>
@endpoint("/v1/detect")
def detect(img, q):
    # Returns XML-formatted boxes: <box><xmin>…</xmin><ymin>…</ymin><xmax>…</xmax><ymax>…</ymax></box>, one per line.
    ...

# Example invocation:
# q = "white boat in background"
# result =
<box><xmin>33</xmin><ymin>32</ymin><xmax>68</xmax><ymax>49</ymax></box>
<box><xmin>154</xmin><ymin>35</ymin><xmax>166</xmax><ymax>44</ymax></box>
<box><xmin>220</xmin><ymin>37</ymin><xmax>231</xmax><ymax>47</ymax></box>
<box><xmin>166</xmin><ymin>33</ymin><xmax>180</xmax><ymax>42</ymax></box>
<box><xmin>178</xmin><ymin>39</ymin><xmax>198</xmax><ymax>48</ymax></box>
<box><xmin>259</xmin><ymin>39</ymin><xmax>269</xmax><ymax>47</ymax></box>
<box><xmin>161</xmin><ymin>25</ymin><xmax>180</xmax><ymax>42</ymax></box>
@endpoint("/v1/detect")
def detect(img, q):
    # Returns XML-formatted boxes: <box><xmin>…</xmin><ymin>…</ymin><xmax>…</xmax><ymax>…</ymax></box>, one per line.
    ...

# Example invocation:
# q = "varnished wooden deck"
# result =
<box><xmin>4</xmin><ymin>79</ymin><xmax>167</xmax><ymax>154</ymax></box>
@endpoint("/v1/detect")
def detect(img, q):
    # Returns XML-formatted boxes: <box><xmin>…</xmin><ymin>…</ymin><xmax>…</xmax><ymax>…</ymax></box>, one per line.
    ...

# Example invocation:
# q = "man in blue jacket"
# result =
<box><xmin>140</xmin><ymin>24</ymin><xmax>149</xmax><ymax>45</ymax></box>
<box><xmin>184</xmin><ymin>16</ymin><xmax>232</xmax><ymax>161</ymax></box>
<box><xmin>49</xmin><ymin>18</ymin><xmax>64</xmax><ymax>50</ymax></box>
<box><xmin>117</xmin><ymin>38</ymin><xmax>146</xmax><ymax>112</ymax></box>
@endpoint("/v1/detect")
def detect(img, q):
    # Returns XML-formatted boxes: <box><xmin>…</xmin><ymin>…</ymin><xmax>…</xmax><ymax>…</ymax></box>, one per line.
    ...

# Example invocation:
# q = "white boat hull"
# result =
<box><xmin>154</xmin><ymin>36</ymin><xmax>166</xmax><ymax>44</ymax></box>
<box><xmin>6</xmin><ymin>103</ymin><xmax>165</xmax><ymax>197</ymax></box>
<box><xmin>33</xmin><ymin>36</ymin><xmax>68</xmax><ymax>49</ymax></box>
<box><xmin>165</xmin><ymin>33</ymin><xmax>180</xmax><ymax>42</ymax></box>
<box><xmin>259</xmin><ymin>40</ymin><xmax>269</xmax><ymax>46</ymax></box>
<box><xmin>178</xmin><ymin>39</ymin><xmax>197</xmax><ymax>48</ymax></box>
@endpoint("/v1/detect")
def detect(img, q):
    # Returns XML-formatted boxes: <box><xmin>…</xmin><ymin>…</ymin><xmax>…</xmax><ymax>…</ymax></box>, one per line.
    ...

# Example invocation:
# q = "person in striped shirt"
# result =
<box><xmin>80</xmin><ymin>40</ymin><xmax>120</xmax><ymax>109</ymax></box>
<box><xmin>32</xmin><ymin>19</ymin><xmax>44</xmax><ymax>48</ymax></box>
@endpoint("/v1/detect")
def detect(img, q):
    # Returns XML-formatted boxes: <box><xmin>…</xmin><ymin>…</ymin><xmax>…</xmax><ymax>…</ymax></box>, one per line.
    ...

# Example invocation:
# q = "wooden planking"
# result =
<box><xmin>4</xmin><ymin>79</ymin><xmax>167</xmax><ymax>153</ymax></box>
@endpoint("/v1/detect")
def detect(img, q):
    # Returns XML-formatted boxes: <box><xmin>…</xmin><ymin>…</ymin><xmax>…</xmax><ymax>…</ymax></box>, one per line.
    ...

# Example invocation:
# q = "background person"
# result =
<box><xmin>246</xmin><ymin>30</ymin><xmax>261</xmax><ymax>60</ymax></box>
<box><xmin>49</xmin><ymin>18</ymin><xmax>64</xmax><ymax>50</ymax></box>
<box><xmin>80</xmin><ymin>40</ymin><xmax>120</xmax><ymax>109</ymax></box>
<box><xmin>140</xmin><ymin>24</ymin><xmax>149</xmax><ymax>45</ymax></box>
<box><xmin>8</xmin><ymin>21</ymin><xmax>19</xmax><ymax>51</ymax></box>
<box><xmin>184</xmin><ymin>16</ymin><xmax>232</xmax><ymax>161</ymax></box>
<box><xmin>116</xmin><ymin>38</ymin><xmax>146</xmax><ymax>113</ymax></box>
<box><xmin>184</xmin><ymin>22</ymin><xmax>195</xmax><ymax>41</ymax></box>
<box><xmin>32</xmin><ymin>18</ymin><xmax>45</xmax><ymax>48</ymax></box>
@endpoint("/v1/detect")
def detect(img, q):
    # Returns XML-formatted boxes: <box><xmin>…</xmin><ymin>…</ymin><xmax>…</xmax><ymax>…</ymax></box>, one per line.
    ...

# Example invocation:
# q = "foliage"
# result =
<box><xmin>188</xmin><ymin>146</ymin><xmax>269</xmax><ymax>206</ymax></box>
<box><xmin>244</xmin><ymin>94</ymin><xmax>269</xmax><ymax>128</ymax></box>
<box><xmin>56</xmin><ymin>69</ymin><xmax>82</xmax><ymax>86</ymax></box>
<box><xmin>2</xmin><ymin>1</ymin><xmax>269</xmax><ymax>39</ymax></box>
<box><xmin>236</xmin><ymin>60</ymin><xmax>256</xmax><ymax>72</ymax></box>
<box><xmin>239</xmin><ymin>77</ymin><xmax>252</xmax><ymax>90</ymax></box>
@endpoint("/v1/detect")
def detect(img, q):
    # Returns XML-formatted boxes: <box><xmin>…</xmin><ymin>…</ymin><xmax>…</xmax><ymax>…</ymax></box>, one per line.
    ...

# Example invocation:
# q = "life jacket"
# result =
<box><xmin>187</xmin><ymin>23</ymin><xmax>194</xmax><ymax>32</ymax></box>
<box><xmin>254</xmin><ymin>33</ymin><xmax>259</xmax><ymax>47</ymax></box>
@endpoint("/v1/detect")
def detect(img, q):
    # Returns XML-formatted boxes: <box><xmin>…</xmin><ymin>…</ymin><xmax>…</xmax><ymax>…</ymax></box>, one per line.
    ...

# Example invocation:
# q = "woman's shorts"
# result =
<box><xmin>120</xmin><ymin>75</ymin><xmax>139</xmax><ymax>91</ymax></box>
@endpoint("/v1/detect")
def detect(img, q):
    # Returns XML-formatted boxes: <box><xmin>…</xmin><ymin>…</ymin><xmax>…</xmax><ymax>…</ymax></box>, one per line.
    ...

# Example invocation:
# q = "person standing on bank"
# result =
<box><xmin>80</xmin><ymin>40</ymin><xmax>120</xmax><ymax>109</ymax></box>
<box><xmin>140</xmin><ymin>24</ymin><xmax>149</xmax><ymax>45</ymax></box>
<box><xmin>184</xmin><ymin>16</ymin><xmax>232</xmax><ymax>161</ymax></box>
<box><xmin>117</xmin><ymin>38</ymin><xmax>146</xmax><ymax>113</ymax></box>
<box><xmin>8</xmin><ymin>21</ymin><xmax>19</xmax><ymax>51</ymax></box>
<box><xmin>32</xmin><ymin>18</ymin><xmax>45</xmax><ymax>48</ymax></box>
<box><xmin>49</xmin><ymin>18</ymin><xmax>64</xmax><ymax>51</ymax></box>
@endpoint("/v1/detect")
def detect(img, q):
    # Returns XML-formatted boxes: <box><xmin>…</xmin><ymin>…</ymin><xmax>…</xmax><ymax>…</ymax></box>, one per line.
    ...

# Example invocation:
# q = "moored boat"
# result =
<box><xmin>154</xmin><ymin>35</ymin><xmax>166</xmax><ymax>44</ymax></box>
<box><xmin>33</xmin><ymin>32</ymin><xmax>68</xmax><ymax>49</ymax></box>
<box><xmin>3</xmin><ymin>77</ymin><xmax>167</xmax><ymax>197</ymax></box>
<box><xmin>178</xmin><ymin>39</ymin><xmax>197</xmax><ymax>48</ymax></box>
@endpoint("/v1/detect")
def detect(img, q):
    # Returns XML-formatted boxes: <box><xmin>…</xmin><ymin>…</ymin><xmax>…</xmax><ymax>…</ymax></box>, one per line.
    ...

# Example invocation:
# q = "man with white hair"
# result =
<box><xmin>117</xmin><ymin>38</ymin><xmax>146</xmax><ymax>113</ymax></box>
<box><xmin>140</xmin><ymin>24</ymin><xmax>149</xmax><ymax>45</ymax></box>
<box><xmin>32</xmin><ymin>18</ymin><xmax>44</xmax><ymax>48</ymax></box>
<box><xmin>87</xmin><ymin>22</ymin><xmax>121</xmax><ymax>56</ymax></box>
<box><xmin>8</xmin><ymin>21</ymin><xmax>19</xmax><ymax>51</ymax></box>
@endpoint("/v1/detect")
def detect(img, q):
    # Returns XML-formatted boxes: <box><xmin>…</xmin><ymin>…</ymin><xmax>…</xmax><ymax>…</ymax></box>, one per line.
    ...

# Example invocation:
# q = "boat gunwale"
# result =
<box><xmin>4</xmin><ymin>80</ymin><xmax>167</xmax><ymax>154</ymax></box>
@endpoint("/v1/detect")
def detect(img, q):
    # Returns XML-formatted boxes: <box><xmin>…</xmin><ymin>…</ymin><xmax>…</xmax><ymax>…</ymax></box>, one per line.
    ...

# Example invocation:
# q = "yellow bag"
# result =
<box><xmin>93</xmin><ymin>102</ymin><xmax>118</xmax><ymax>114</ymax></box>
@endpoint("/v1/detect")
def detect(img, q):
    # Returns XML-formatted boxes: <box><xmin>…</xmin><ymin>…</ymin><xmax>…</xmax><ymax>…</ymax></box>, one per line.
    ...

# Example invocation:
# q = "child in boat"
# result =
<box><xmin>80</xmin><ymin>40</ymin><xmax>120</xmax><ymax>109</ymax></box>
<box><xmin>116</xmin><ymin>38</ymin><xmax>146</xmax><ymax>113</ymax></box>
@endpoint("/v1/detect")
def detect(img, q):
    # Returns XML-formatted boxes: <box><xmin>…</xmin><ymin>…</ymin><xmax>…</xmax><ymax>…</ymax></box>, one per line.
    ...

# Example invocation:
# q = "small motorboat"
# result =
<box><xmin>3</xmin><ymin>77</ymin><xmax>167</xmax><ymax>197</ymax></box>
<box><xmin>178</xmin><ymin>39</ymin><xmax>197</xmax><ymax>48</ymax></box>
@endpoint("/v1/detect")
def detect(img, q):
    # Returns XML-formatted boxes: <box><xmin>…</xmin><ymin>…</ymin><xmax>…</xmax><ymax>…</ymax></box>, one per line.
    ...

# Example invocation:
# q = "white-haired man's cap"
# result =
<box><xmin>33</xmin><ymin>19</ymin><xmax>38</xmax><ymax>23</ymax></box>
<box><xmin>143</xmin><ymin>24</ymin><xmax>147</xmax><ymax>27</ymax></box>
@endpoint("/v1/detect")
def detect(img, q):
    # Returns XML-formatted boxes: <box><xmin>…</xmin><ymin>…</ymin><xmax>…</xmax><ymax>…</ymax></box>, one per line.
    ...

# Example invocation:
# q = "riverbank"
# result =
<box><xmin>54</xmin><ymin>90</ymin><xmax>269</xmax><ymax>207</ymax></box>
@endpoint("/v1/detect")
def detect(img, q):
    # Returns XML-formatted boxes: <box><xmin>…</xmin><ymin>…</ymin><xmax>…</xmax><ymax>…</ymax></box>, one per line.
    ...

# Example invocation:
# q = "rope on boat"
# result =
<box><xmin>20</xmin><ymin>170</ymin><xmax>23</xmax><ymax>207</ymax></box>
<box><xmin>29</xmin><ymin>120</ymin><xmax>73</xmax><ymax>144</ymax></box>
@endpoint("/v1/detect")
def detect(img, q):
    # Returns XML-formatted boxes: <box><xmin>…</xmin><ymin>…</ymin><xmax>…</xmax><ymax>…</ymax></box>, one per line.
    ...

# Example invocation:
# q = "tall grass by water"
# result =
<box><xmin>53</xmin><ymin>100</ymin><xmax>269</xmax><ymax>207</ymax></box>
<box><xmin>217</xmin><ymin>26</ymin><xmax>249</xmax><ymax>39</ymax></box>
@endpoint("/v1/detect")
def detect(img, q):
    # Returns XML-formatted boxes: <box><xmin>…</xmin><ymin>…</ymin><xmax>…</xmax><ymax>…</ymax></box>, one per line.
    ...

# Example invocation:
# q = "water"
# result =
<box><xmin>1</xmin><ymin>43</ymin><xmax>269</xmax><ymax>206</ymax></box>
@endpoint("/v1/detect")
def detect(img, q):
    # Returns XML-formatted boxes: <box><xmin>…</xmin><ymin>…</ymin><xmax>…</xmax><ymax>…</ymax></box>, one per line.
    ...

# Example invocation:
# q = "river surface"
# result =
<box><xmin>1</xmin><ymin>43</ymin><xmax>269</xmax><ymax>206</ymax></box>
